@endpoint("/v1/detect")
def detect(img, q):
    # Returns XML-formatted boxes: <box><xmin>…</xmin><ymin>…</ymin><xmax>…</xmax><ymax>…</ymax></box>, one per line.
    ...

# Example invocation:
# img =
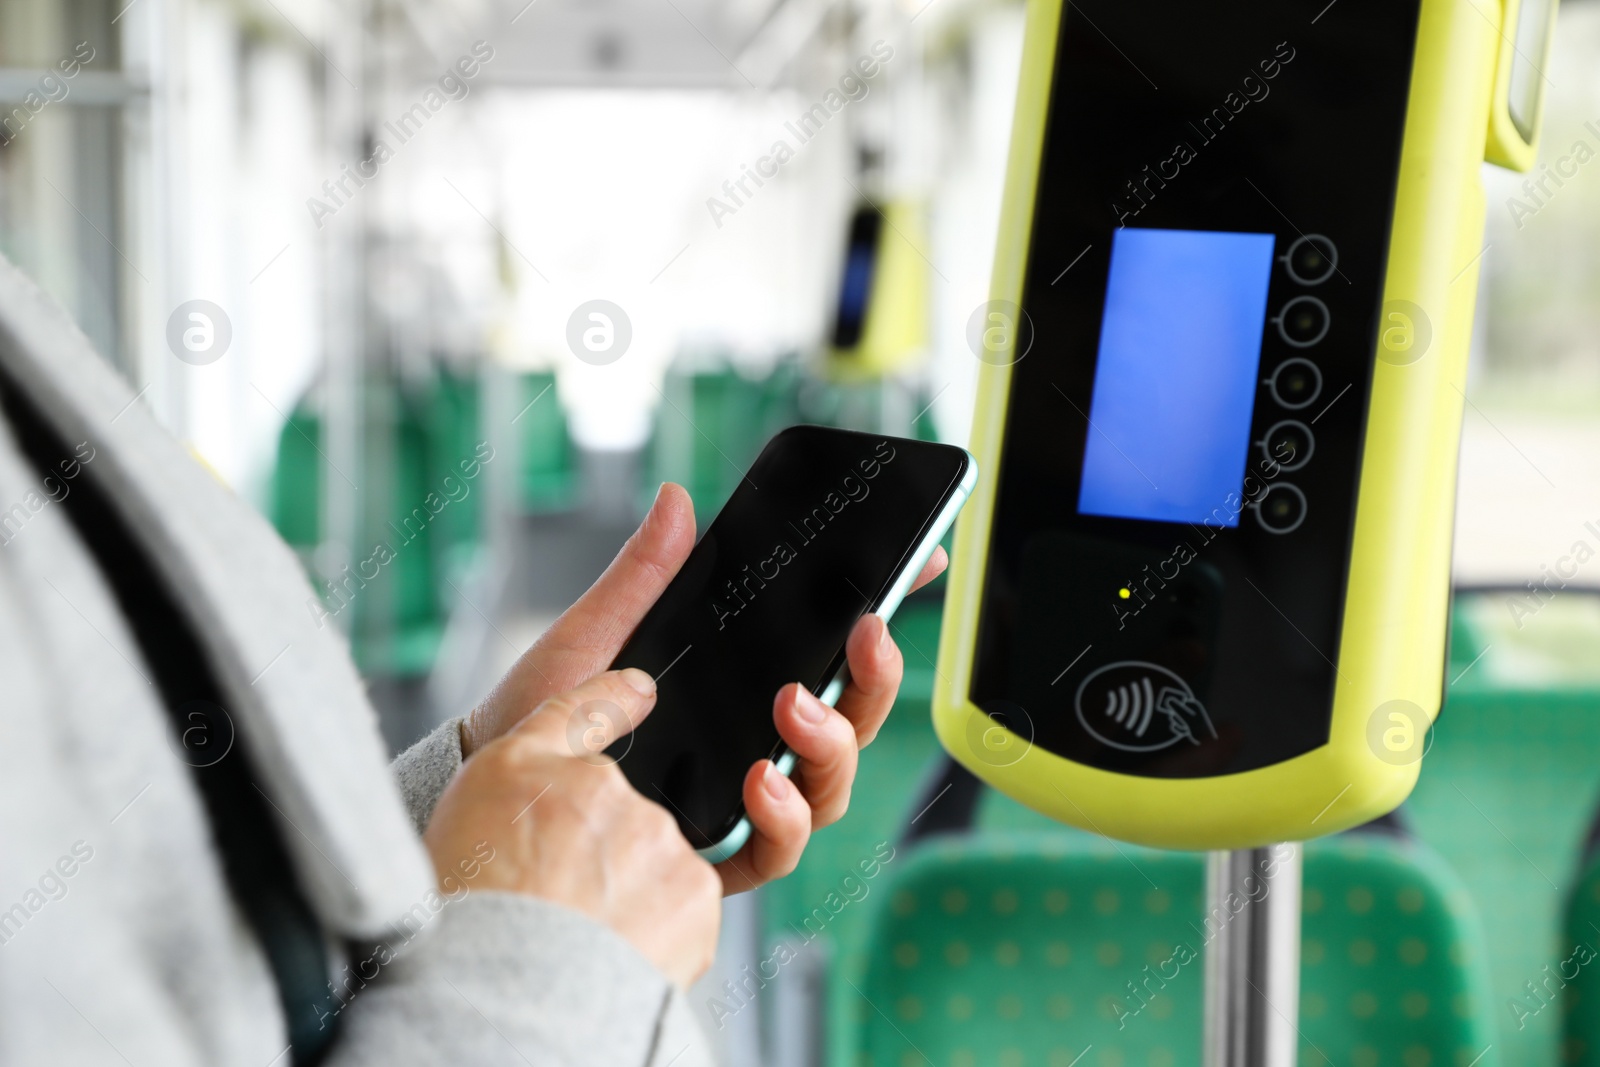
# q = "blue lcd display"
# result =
<box><xmin>837</xmin><ymin>247</ymin><xmax>873</xmax><ymax>327</ymax></box>
<box><xmin>1076</xmin><ymin>228</ymin><xmax>1276</xmax><ymax>526</ymax></box>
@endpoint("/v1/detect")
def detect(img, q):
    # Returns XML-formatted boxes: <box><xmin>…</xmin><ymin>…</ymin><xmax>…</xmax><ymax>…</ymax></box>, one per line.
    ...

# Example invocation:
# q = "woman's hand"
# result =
<box><xmin>426</xmin><ymin>670</ymin><xmax>722</xmax><ymax>987</ymax></box>
<box><xmin>462</xmin><ymin>481</ymin><xmax>947</xmax><ymax>896</ymax></box>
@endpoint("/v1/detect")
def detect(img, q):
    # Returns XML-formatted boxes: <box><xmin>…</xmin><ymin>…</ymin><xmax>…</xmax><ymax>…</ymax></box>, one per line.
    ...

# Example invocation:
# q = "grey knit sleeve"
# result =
<box><xmin>390</xmin><ymin>718</ymin><xmax>465</xmax><ymax>835</ymax></box>
<box><xmin>323</xmin><ymin>892</ymin><xmax>713</xmax><ymax>1067</ymax></box>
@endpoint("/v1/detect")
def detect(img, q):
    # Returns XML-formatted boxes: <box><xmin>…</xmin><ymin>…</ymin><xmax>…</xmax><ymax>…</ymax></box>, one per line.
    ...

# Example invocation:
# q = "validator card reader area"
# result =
<box><xmin>934</xmin><ymin>0</ymin><xmax>1557</xmax><ymax>849</ymax></box>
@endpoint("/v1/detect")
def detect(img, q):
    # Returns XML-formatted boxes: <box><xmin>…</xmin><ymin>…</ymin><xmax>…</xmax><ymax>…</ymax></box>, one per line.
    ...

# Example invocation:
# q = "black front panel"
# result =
<box><xmin>970</xmin><ymin>0</ymin><xmax>1422</xmax><ymax>778</ymax></box>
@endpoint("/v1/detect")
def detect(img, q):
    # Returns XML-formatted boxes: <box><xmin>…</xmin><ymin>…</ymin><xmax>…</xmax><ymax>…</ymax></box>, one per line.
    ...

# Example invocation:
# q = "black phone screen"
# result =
<box><xmin>609</xmin><ymin>425</ymin><xmax>969</xmax><ymax>850</ymax></box>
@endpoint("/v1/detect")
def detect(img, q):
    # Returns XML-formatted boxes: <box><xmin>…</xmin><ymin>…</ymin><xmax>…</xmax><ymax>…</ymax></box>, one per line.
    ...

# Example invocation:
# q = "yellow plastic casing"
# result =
<box><xmin>933</xmin><ymin>0</ymin><xmax>1534</xmax><ymax>850</ymax></box>
<box><xmin>1485</xmin><ymin>0</ymin><xmax>1555</xmax><ymax>170</ymax></box>
<box><xmin>825</xmin><ymin>200</ymin><xmax>930</xmax><ymax>381</ymax></box>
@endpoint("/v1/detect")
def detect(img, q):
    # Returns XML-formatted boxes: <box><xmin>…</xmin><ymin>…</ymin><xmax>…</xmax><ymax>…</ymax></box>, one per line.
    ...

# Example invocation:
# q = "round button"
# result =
<box><xmin>1255</xmin><ymin>484</ymin><xmax>1307</xmax><ymax>535</ymax></box>
<box><xmin>1262</xmin><ymin>420</ymin><xmax>1314</xmax><ymax>471</ymax></box>
<box><xmin>1283</xmin><ymin>235</ymin><xmax>1338</xmax><ymax>286</ymax></box>
<box><xmin>1276</xmin><ymin>296</ymin><xmax>1330</xmax><ymax>348</ymax></box>
<box><xmin>1268</xmin><ymin>358</ymin><xmax>1322</xmax><ymax>410</ymax></box>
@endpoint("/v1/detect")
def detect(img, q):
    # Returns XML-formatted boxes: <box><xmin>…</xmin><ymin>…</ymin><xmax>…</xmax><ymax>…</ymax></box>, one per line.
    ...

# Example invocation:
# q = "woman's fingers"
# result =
<box><xmin>831</xmin><ymin>614</ymin><xmax>905</xmax><ymax>749</ymax></box>
<box><xmin>908</xmin><ymin>545</ymin><xmax>948</xmax><ymax>593</ymax></box>
<box><xmin>774</xmin><ymin>683</ymin><xmax>861</xmax><ymax>829</ymax></box>
<box><xmin>716</xmin><ymin>760</ymin><xmax>812</xmax><ymax>894</ymax></box>
<box><xmin>715</xmin><ymin>681</ymin><xmax>862</xmax><ymax>894</ymax></box>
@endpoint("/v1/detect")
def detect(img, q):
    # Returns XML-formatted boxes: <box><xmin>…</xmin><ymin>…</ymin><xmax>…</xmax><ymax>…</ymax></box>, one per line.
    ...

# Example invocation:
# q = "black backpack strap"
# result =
<box><xmin>0</xmin><ymin>372</ymin><xmax>339</xmax><ymax>1065</ymax></box>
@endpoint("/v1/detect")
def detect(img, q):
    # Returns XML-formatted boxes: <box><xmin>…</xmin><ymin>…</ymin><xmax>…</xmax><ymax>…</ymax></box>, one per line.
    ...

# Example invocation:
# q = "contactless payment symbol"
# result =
<box><xmin>1075</xmin><ymin>661</ymin><xmax>1216</xmax><ymax>753</ymax></box>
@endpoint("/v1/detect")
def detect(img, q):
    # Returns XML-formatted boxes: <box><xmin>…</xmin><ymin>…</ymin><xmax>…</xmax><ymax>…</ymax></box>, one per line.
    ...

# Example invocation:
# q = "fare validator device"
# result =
<box><xmin>826</xmin><ymin>200</ymin><xmax>930</xmax><ymax>380</ymax></box>
<box><xmin>935</xmin><ymin>0</ymin><xmax>1556</xmax><ymax>849</ymax></box>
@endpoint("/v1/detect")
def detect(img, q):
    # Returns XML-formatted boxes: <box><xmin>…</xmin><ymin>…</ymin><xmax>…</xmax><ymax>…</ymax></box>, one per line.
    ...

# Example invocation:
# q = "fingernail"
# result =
<box><xmin>763</xmin><ymin>761</ymin><xmax>791</xmax><ymax>800</ymax></box>
<box><xmin>619</xmin><ymin>668</ymin><xmax>656</xmax><ymax>695</ymax></box>
<box><xmin>794</xmin><ymin>686</ymin><xmax>827</xmax><ymax>725</ymax></box>
<box><xmin>652</xmin><ymin>482</ymin><xmax>666</xmax><ymax>508</ymax></box>
<box><xmin>875</xmin><ymin>614</ymin><xmax>891</xmax><ymax>651</ymax></box>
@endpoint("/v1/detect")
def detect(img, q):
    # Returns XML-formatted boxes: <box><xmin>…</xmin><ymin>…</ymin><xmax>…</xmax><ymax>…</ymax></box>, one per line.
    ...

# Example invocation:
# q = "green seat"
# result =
<box><xmin>1299</xmin><ymin>836</ymin><xmax>1498</xmax><ymax>1067</ymax></box>
<box><xmin>511</xmin><ymin>371</ymin><xmax>577</xmax><ymax>513</ymax></box>
<box><xmin>425</xmin><ymin>370</ymin><xmax>486</xmax><ymax>545</ymax></box>
<box><xmin>1408</xmin><ymin>592</ymin><xmax>1600</xmax><ymax>1067</ymax></box>
<box><xmin>645</xmin><ymin>363</ymin><xmax>803</xmax><ymax>523</ymax></box>
<box><xmin>264</xmin><ymin>371</ymin><xmax>489</xmax><ymax>676</ymax></box>
<box><xmin>852</xmin><ymin>833</ymin><xmax>1202</xmax><ymax>1067</ymax></box>
<box><xmin>642</xmin><ymin>358</ymin><xmax>944</xmax><ymax>526</ymax></box>
<box><xmin>1562</xmin><ymin>848</ymin><xmax>1600</xmax><ymax>1063</ymax></box>
<box><xmin>268</xmin><ymin>405</ymin><xmax>322</xmax><ymax>564</ymax></box>
<box><xmin>849</xmin><ymin>833</ymin><xmax>1496</xmax><ymax>1067</ymax></box>
<box><xmin>362</xmin><ymin>381</ymin><xmax>446</xmax><ymax>675</ymax></box>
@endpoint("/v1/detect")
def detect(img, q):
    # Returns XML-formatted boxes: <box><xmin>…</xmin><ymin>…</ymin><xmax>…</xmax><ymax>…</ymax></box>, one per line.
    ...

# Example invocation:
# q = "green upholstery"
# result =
<box><xmin>794</xmin><ymin>378</ymin><xmax>887</xmax><ymax>437</ymax></box>
<box><xmin>512</xmin><ymin>371</ymin><xmax>577</xmax><ymax>513</ymax></box>
<box><xmin>268</xmin><ymin>406</ymin><xmax>322</xmax><ymax>558</ymax></box>
<box><xmin>356</xmin><ymin>381</ymin><xmax>445</xmax><ymax>675</ymax></box>
<box><xmin>425</xmin><ymin>370</ymin><xmax>485</xmax><ymax>543</ymax></box>
<box><xmin>265</xmin><ymin>372</ymin><xmax>489</xmax><ymax>676</ymax></box>
<box><xmin>1408</xmin><ymin>593</ymin><xmax>1600</xmax><ymax>1067</ymax></box>
<box><xmin>645</xmin><ymin>364</ymin><xmax>803</xmax><ymax>524</ymax></box>
<box><xmin>1299</xmin><ymin>837</ymin><xmax>1498</xmax><ymax>1067</ymax></box>
<box><xmin>854</xmin><ymin>834</ymin><xmax>1202</xmax><ymax>1067</ymax></box>
<box><xmin>912</xmin><ymin>386</ymin><xmax>942</xmax><ymax>442</ymax></box>
<box><xmin>642</xmin><ymin>361</ymin><xmax>947</xmax><ymax>525</ymax></box>
<box><xmin>1563</xmin><ymin>853</ymin><xmax>1600</xmax><ymax>1063</ymax></box>
<box><xmin>850</xmin><ymin>834</ymin><xmax>1497</xmax><ymax>1067</ymax></box>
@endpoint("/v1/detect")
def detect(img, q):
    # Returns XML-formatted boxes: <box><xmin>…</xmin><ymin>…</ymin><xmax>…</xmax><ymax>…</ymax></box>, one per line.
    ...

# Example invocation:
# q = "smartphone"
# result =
<box><xmin>608</xmin><ymin>425</ymin><xmax>976</xmax><ymax>860</ymax></box>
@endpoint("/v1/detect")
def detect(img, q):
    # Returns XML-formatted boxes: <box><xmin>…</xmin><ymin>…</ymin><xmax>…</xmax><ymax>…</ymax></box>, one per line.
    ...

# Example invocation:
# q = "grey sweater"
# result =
<box><xmin>0</xmin><ymin>253</ymin><xmax>712</xmax><ymax>1066</ymax></box>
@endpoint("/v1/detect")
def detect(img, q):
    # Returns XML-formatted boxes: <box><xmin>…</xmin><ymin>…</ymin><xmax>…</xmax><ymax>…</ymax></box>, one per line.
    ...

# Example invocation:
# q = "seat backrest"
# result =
<box><xmin>1562</xmin><ymin>855</ymin><xmax>1600</xmax><ymax>1063</ymax></box>
<box><xmin>850</xmin><ymin>833</ymin><xmax>1497</xmax><ymax>1067</ymax></box>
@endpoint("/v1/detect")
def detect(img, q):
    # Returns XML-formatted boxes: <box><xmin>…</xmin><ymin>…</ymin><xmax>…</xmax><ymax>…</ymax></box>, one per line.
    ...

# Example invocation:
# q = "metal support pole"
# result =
<box><xmin>1203</xmin><ymin>844</ymin><xmax>1302</xmax><ymax>1067</ymax></box>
